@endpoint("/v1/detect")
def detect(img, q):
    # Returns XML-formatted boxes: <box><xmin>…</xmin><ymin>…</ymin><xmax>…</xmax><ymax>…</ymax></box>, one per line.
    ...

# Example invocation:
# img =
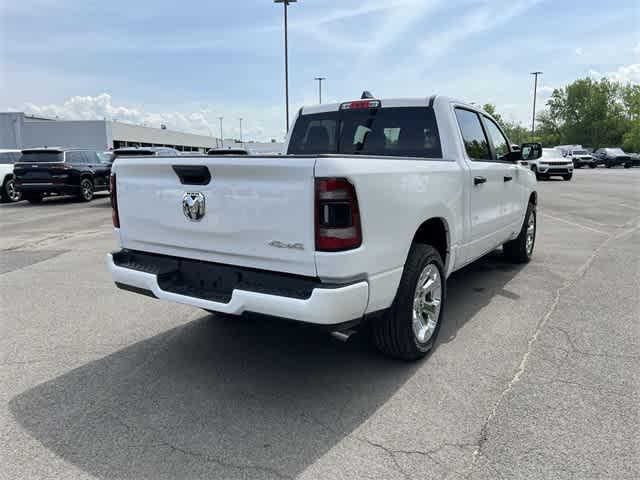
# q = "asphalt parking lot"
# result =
<box><xmin>1</xmin><ymin>168</ymin><xmax>638</xmax><ymax>480</ymax></box>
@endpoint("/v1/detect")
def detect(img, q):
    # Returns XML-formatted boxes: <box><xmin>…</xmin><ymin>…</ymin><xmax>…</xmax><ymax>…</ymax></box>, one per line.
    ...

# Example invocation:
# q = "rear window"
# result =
<box><xmin>20</xmin><ymin>152</ymin><xmax>63</xmax><ymax>163</ymax></box>
<box><xmin>287</xmin><ymin>107</ymin><xmax>442</xmax><ymax>158</ymax></box>
<box><xmin>573</xmin><ymin>150</ymin><xmax>588</xmax><ymax>155</ymax></box>
<box><xmin>113</xmin><ymin>150</ymin><xmax>154</xmax><ymax>157</ymax></box>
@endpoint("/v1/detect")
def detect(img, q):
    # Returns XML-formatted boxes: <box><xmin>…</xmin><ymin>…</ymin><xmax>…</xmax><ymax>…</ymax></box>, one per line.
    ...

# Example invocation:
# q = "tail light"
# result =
<box><xmin>51</xmin><ymin>163</ymin><xmax>73</xmax><ymax>170</ymax></box>
<box><xmin>110</xmin><ymin>174</ymin><xmax>120</xmax><ymax>228</ymax></box>
<box><xmin>340</xmin><ymin>100</ymin><xmax>380</xmax><ymax>110</ymax></box>
<box><xmin>315</xmin><ymin>178</ymin><xmax>362</xmax><ymax>251</ymax></box>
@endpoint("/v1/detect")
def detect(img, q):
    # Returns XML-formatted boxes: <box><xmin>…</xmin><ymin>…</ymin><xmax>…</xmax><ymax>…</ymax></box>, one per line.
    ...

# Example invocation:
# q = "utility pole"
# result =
<box><xmin>314</xmin><ymin>77</ymin><xmax>326</xmax><ymax>104</ymax></box>
<box><xmin>238</xmin><ymin>118</ymin><xmax>243</xmax><ymax>145</ymax></box>
<box><xmin>218</xmin><ymin>117</ymin><xmax>224</xmax><ymax>148</ymax></box>
<box><xmin>530</xmin><ymin>71</ymin><xmax>543</xmax><ymax>138</ymax></box>
<box><xmin>274</xmin><ymin>0</ymin><xmax>297</xmax><ymax>132</ymax></box>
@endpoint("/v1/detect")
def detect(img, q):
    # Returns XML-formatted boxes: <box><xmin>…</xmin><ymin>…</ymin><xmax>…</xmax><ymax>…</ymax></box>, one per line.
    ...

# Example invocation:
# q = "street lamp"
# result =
<box><xmin>530</xmin><ymin>71</ymin><xmax>543</xmax><ymax>138</ymax></box>
<box><xmin>274</xmin><ymin>0</ymin><xmax>297</xmax><ymax>132</ymax></box>
<box><xmin>238</xmin><ymin>118</ymin><xmax>243</xmax><ymax>145</ymax></box>
<box><xmin>218</xmin><ymin>116</ymin><xmax>224</xmax><ymax>148</ymax></box>
<box><xmin>314</xmin><ymin>77</ymin><xmax>326</xmax><ymax>104</ymax></box>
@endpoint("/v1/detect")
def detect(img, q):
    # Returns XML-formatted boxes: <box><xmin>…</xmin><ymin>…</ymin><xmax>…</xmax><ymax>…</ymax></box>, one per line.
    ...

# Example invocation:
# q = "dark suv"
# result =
<box><xmin>14</xmin><ymin>148</ymin><xmax>112</xmax><ymax>203</ymax></box>
<box><xmin>593</xmin><ymin>148</ymin><xmax>633</xmax><ymax>168</ymax></box>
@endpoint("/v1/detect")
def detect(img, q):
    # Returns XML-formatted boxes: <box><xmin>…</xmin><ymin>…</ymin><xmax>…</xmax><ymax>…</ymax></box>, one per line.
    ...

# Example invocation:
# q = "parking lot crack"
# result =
<box><xmin>109</xmin><ymin>414</ymin><xmax>293</xmax><ymax>480</ymax></box>
<box><xmin>463</xmin><ymin>220</ymin><xmax>640</xmax><ymax>479</ymax></box>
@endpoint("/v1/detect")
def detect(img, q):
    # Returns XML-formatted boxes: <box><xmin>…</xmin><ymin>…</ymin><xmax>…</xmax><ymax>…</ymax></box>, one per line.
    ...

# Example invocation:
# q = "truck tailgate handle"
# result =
<box><xmin>474</xmin><ymin>176</ymin><xmax>487</xmax><ymax>185</ymax></box>
<box><xmin>172</xmin><ymin>165</ymin><xmax>211</xmax><ymax>185</ymax></box>
<box><xmin>504</xmin><ymin>176</ymin><xmax>513</xmax><ymax>182</ymax></box>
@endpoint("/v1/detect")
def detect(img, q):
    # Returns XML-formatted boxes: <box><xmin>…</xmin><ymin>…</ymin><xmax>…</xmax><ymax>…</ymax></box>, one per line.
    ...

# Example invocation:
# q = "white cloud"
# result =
<box><xmin>17</xmin><ymin>94</ymin><xmax>285</xmax><ymax>142</ymax></box>
<box><xmin>588</xmin><ymin>64</ymin><xmax>639</xmax><ymax>84</ymax></box>
<box><xmin>606</xmin><ymin>63</ymin><xmax>640</xmax><ymax>84</ymax></box>
<box><xmin>417</xmin><ymin>0</ymin><xmax>541</xmax><ymax>64</ymax></box>
<box><xmin>575</xmin><ymin>47</ymin><xmax>584</xmax><ymax>56</ymax></box>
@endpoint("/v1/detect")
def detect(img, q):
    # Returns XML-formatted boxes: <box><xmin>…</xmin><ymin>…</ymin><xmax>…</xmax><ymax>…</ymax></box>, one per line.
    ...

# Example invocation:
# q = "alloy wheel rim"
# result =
<box><xmin>7</xmin><ymin>180</ymin><xmax>21</xmax><ymax>202</ymax></box>
<box><xmin>412</xmin><ymin>263</ymin><xmax>442</xmax><ymax>344</ymax></box>
<box><xmin>526</xmin><ymin>211</ymin><xmax>536</xmax><ymax>256</ymax></box>
<box><xmin>82</xmin><ymin>181</ymin><xmax>92</xmax><ymax>199</ymax></box>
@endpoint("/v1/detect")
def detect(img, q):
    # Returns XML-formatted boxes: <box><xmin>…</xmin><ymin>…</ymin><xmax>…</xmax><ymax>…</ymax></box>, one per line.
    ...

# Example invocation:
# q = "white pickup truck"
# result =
<box><xmin>108</xmin><ymin>96</ymin><xmax>541</xmax><ymax>360</ymax></box>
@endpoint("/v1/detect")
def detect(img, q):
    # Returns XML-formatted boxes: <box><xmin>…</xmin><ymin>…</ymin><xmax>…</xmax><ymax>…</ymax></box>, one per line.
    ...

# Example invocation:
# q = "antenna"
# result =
<box><xmin>361</xmin><ymin>91</ymin><xmax>374</xmax><ymax>99</ymax></box>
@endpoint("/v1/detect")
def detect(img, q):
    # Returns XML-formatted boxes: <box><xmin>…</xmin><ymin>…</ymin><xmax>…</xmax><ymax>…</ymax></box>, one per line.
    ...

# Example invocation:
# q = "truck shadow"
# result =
<box><xmin>9</xmin><ymin>250</ymin><xmax>523</xmax><ymax>479</ymax></box>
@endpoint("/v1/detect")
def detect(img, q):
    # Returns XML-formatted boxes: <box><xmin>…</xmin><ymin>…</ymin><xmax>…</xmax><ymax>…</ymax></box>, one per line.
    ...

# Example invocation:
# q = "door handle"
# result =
<box><xmin>474</xmin><ymin>176</ymin><xmax>487</xmax><ymax>185</ymax></box>
<box><xmin>504</xmin><ymin>176</ymin><xmax>513</xmax><ymax>182</ymax></box>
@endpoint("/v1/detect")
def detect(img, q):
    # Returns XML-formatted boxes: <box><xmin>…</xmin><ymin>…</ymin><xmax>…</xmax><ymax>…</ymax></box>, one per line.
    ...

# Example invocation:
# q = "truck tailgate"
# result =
<box><xmin>114</xmin><ymin>155</ymin><xmax>318</xmax><ymax>277</ymax></box>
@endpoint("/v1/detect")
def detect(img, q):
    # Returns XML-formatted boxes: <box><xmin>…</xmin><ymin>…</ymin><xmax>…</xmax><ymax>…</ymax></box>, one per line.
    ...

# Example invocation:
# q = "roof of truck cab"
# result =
<box><xmin>300</xmin><ymin>96</ymin><xmax>483</xmax><ymax>115</ymax></box>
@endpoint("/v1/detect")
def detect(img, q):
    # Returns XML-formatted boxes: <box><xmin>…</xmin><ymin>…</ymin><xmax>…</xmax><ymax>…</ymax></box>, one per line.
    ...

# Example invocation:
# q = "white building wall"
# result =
<box><xmin>22</xmin><ymin>120</ymin><xmax>109</xmax><ymax>150</ymax></box>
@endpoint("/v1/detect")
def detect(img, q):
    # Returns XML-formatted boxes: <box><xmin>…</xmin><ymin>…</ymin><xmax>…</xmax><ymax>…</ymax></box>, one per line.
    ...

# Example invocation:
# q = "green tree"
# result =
<box><xmin>545</xmin><ymin>77</ymin><xmax>629</xmax><ymax>148</ymax></box>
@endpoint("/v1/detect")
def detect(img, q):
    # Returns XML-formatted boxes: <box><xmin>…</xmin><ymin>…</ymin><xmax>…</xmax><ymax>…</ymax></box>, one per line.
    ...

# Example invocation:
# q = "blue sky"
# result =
<box><xmin>1</xmin><ymin>0</ymin><xmax>638</xmax><ymax>141</ymax></box>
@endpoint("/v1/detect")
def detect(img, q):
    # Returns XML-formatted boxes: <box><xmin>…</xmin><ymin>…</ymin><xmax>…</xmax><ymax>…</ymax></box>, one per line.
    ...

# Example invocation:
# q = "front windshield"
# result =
<box><xmin>573</xmin><ymin>150</ymin><xmax>588</xmax><ymax>155</ymax></box>
<box><xmin>542</xmin><ymin>148</ymin><xmax>564</xmax><ymax>159</ymax></box>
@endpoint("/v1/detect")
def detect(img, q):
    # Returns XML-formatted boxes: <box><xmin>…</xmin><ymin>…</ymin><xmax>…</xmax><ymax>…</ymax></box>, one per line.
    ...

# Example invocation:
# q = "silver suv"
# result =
<box><xmin>529</xmin><ymin>148</ymin><xmax>574</xmax><ymax>181</ymax></box>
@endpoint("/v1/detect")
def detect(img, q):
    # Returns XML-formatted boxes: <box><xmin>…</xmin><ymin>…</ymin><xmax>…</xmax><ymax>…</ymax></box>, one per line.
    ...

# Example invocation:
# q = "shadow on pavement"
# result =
<box><xmin>9</xmin><ymin>250</ymin><xmax>524</xmax><ymax>479</ymax></box>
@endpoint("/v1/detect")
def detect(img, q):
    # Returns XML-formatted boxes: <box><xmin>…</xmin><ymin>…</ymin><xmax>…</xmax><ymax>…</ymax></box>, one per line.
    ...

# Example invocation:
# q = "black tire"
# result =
<box><xmin>624</xmin><ymin>163</ymin><xmax>631</xmax><ymax>169</ymax></box>
<box><xmin>78</xmin><ymin>178</ymin><xmax>94</xmax><ymax>202</ymax></box>
<box><xmin>503</xmin><ymin>202</ymin><xmax>536</xmax><ymax>263</ymax></box>
<box><xmin>24</xmin><ymin>193</ymin><xmax>43</xmax><ymax>204</ymax></box>
<box><xmin>606</xmin><ymin>162</ymin><xmax>612</xmax><ymax>168</ymax></box>
<box><xmin>371</xmin><ymin>244</ymin><xmax>446</xmax><ymax>361</ymax></box>
<box><xmin>562</xmin><ymin>174</ymin><xmax>572</xmax><ymax>181</ymax></box>
<box><xmin>589</xmin><ymin>164</ymin><xmax>596</xmax><ymax>169</ymax></box>
<box><xmin>1</xmin><ymin>177</ymin><xmax>22</xmax><ymax>203</ymax></box>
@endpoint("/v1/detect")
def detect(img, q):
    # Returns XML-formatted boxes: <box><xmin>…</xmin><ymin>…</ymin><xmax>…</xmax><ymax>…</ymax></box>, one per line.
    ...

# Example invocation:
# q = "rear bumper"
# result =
<box><xmin>16</xmin><ymin>183</ymin><xmax>79</xmax><ymax>194</ymax></box>
<box><xmin>106</xmin><ymin>252</ymin><xmax>369</xmax><ymax>325</ymax></box>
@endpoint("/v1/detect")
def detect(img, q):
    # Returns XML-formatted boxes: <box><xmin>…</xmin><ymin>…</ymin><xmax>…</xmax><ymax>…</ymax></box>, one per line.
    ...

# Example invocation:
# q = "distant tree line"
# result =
<box><xmin>485</xmin><ymin>77</ymin><xmax>640</xmax><ymax>152</ymax></box>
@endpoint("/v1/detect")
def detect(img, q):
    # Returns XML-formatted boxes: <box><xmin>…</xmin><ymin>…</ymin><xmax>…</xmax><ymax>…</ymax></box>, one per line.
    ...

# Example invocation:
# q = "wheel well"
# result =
<box><xmin>529</xmin><ymin>191</ymin><xmax>537</xmax><ymax>205</ymax></box>
<box><xmin>411</xmin><ymin>218</ymin><xmax>448</xmax><ymax>265</ymax></box>
<box><xmin>80</xmin><ymin>174</ymin><xmax>93</xmax><ymax>182</ymax></box>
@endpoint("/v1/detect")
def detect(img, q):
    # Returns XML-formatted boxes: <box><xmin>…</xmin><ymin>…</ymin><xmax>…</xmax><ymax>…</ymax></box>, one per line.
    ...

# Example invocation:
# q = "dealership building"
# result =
<box><xmin>0</xmin><ymin>111</ymin><xmax>221</xmax><ymax>152</ymax></box>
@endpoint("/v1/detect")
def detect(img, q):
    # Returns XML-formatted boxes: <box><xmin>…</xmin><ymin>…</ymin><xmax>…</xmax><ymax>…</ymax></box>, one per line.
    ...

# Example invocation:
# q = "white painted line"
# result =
<box><xmin>541</xmin><ymin>213</ymin><xmax>608</xmax><ymax>235</ymax></box>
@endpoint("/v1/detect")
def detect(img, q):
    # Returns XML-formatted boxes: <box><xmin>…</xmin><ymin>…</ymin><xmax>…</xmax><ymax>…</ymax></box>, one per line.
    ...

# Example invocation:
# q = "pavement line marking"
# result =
<box><xmin>541</xmin><ymin>213</ymin><xmax>608</xmax><ymax>235</ymax></box>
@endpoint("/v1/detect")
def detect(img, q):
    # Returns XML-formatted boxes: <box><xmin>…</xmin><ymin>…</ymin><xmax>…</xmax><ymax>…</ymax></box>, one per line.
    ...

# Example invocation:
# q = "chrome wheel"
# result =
<box><xmin>412</xmin><ymin>263</ymin><xmax>442</xmax><ymax>344</ymax></box>
<box><xmin>526</xmin><ymin>210</ymin><xmax>536</xmax><ymax>256</ymax></box>
<box><xmin>6</xmin><ymin>179</ymin><xmax>21</xmax><ymax>202</ymax></box>
<box><xmin>81</xmin><ymin>179</ymin><xmax>93</xmax><ymax>201</ymax></box>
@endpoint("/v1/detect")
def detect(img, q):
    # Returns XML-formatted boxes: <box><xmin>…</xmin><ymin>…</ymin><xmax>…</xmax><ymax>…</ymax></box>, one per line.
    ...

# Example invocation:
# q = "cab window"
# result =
<box><xmin>454</xmin><ymin>109</ymin><xmax>491</xmax><ymax>160</ymax></box>
<box><xmin>483</xmin><ymin>118</ymin><xmax>510</xmax><ymax>161</ymax></box>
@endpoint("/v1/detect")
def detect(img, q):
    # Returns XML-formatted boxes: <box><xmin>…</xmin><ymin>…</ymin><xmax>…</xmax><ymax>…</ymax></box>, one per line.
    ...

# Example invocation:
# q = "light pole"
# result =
<box><xmin>274</xmin><ymin>0</ymin><xmax>297</xmax><ymax>132</ymax></box>
<box><xmin>218</xmin><ymin>116</ymin><xmax>224</xmax><ymax>148</ymax></box>
<box><xmin>530</xmin><ymin>71</ymin><xmax>543</xmax><ymax>138</ymax></box>
<box><xmin>314</xmin><ymin>77</ymin><xmax>326</xmax><ymax>104</ymax></box>
<box><xmin>238</xmin><ymin>118</ymin><xmax>243</xmax><ymax>145</ymax></box>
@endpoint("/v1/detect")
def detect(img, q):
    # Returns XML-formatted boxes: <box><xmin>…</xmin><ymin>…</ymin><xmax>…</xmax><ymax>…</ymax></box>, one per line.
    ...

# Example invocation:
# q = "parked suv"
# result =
<box><xmin>593</xmin><ymin>148</ymin><xmax>632</xmax><ymax>168</ymax></box>
<box><xmin>14</xmin><ymin>148</ymin><xmax>111</xmax><ymax>203</ymax></box>
<box><xmin>0</xmin><ymin>149</ymin><xmax>23</xmax><ymax>203</ymax></box>
<box><xmin>529</xmin><ymin>148</ymin><xmax>574</xmax><ymax>180</ymax></box>
<box><xmin>567</xmin><ymin>148</ymin><xmax>596</xmax><ymax>168</ymax></box>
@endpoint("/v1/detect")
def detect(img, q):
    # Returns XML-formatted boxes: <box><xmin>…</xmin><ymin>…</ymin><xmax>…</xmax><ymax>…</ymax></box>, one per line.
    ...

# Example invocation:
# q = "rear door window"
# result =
<box><xmin>66</xmin><ymin>151</ymin><xmax>85</xmax><ymax>164</ymax></box>
<box><xmin>287</xmin><ymin>107</ymin><xmax>442</xmax><ymax>158</ymax></box>
<box><xmin>454</xmin><ymin>109</ymin><xmax>491</xmax><ymax>160</ymax></box>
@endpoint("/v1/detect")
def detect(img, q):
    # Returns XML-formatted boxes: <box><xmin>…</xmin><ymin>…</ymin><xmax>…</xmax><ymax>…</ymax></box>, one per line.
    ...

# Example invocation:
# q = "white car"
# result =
<box><xmin>107</xmin><ymin>96</ymin><xmax>540</xmax><ymax>360</ymax></box>
<box><xmin>0</xmin><ymin>149</ymin><xmax>23</xmax><ymax>203</ymax></box>
<box><xmin>529</xmin><ymin>147</ymin><xmax>574</xmax><ymax>180</ymax></box>
<box><xmin>567</xmin><ymin>148</ymin><xmax>596</xmax><ymax>168</ymax></box>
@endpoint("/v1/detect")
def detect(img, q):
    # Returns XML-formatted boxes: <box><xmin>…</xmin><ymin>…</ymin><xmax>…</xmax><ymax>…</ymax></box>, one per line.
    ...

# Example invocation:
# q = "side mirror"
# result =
<box><xmin>520</xmin><ymin>142</ymin><xmax>542</xmax><ymax>160</ymax></box>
